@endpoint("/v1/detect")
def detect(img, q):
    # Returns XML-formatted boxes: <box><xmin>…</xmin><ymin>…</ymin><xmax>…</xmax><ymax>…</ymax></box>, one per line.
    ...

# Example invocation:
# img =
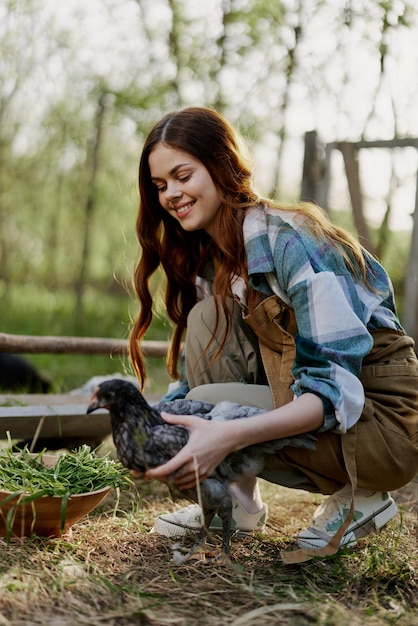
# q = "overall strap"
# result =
<box><xmin>244</xmin><ymin>289</ymin><xmax>359</xmax><ymax>563</ymax></box>
<box><xmin>243</xmin><ymin>291</ymin><xmax>297</xmax><ymax>408</ymax></box>
<box><xmin>281</xmin><ymin>429</ymin><xmax>358</xmax><ymax>563</ymax></box>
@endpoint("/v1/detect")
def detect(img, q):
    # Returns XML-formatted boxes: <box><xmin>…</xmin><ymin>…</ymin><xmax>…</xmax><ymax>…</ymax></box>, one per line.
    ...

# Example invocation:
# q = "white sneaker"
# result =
<box><xmin>152</xmin><ymin>499</ymin><xmax>268</xmax><ymax>537</ymax></box>
<box><xmin>297</xmin><ymin>488</ymin><xmax>398</xmax><ymax>550</ymax></box>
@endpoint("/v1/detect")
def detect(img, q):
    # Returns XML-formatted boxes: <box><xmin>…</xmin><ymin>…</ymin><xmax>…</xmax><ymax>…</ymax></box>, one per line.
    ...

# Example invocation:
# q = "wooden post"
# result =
<box><xmin>301</xmin><ymin>135</ymin><xmax>418</xmax><ymax>346</ymax></box>
<box><xmin>403</xmin><ymin>164</ymin><xmax>418</xmax><ymax>344</ymax></box>
<box><xmin>316</xmin><ymin>142</ymin><xmax>335</xmax><ymax>212</ymax></box>
<box><xmin>300</xmin><ymin>131</ymin><xmax>321</xmax><ymax>203</ymax></box>
<box><xmin>339</xmin><ymin>142</ymin><xmax>376</xmax><ymax>256</ymax></box>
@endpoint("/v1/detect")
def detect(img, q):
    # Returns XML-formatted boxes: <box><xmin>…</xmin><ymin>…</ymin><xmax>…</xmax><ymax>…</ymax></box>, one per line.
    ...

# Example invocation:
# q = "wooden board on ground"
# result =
<box><xmin>0</xmin><ymin>393</ymin><xmax>110</xmax><ymax>448</ymax></box>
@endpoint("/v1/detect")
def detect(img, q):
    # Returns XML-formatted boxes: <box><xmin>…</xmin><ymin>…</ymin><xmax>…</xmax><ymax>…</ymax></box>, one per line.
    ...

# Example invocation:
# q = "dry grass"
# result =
<box><xmin>0</xmin><ymin>455</ymin><xmax>416</xmax><ymax>626</ymax></box>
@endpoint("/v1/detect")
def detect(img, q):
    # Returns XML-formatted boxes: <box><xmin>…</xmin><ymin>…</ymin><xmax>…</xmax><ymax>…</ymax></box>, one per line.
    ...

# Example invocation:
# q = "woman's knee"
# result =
<box><xmin>187</xmin><ymin>296</ymin><xmax>220</xmax><ymax>335</ymax></box>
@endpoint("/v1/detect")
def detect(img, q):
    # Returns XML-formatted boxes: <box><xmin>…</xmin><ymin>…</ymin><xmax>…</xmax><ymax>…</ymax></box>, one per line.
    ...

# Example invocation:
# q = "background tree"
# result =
<box><xmin>1</xmin><ymin>0</ymin><xmax>418</xmax><ymax>342</ymax></box>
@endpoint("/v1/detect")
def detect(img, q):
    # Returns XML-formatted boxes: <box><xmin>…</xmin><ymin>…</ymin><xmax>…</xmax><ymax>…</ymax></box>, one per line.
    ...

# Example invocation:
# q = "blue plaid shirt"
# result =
<box><xmin>242</xmin><ymin>205</ymin><xmax>404</xmax><ymax>434</ymax></box>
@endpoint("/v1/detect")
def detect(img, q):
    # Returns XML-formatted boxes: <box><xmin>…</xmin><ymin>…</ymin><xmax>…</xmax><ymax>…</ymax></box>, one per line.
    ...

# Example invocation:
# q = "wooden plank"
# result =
<box><xmin>0</xmin><ymin>333</ymin><xmax>169</xmax><ymax>357</ymax></box>
<box><xmin>0</xmin><ymin>390</ymin><xmax>162</xmax><ymax>443</ymax></box>
<box><xmin>0</xmin><ymin>394</ymin><xmax>110</xmax><ymax>441</ymax></box>
<box><xmin>0</xmin><ymin>393</ymin><xmax>92</xmax><ymax>407</ymax></box>
<box><xmin>354</xmin><ymin>138</ymin><xmax>418</xmax><ymax>150</ymax></box>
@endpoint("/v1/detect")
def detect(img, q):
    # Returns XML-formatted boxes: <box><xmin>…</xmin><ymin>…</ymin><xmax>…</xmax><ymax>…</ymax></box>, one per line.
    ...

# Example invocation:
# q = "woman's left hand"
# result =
<box><xmin>145</xmin><ymin>412</ymin><xmax>233</xmax><ymax>489</ymax></box>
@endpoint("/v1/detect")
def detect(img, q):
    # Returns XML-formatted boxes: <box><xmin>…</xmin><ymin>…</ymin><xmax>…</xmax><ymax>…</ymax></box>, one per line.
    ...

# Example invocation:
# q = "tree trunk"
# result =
<box><xmin>75</xmin><ymin>90</ymin><xmax>108</xmax><ymax>327</ymax></box>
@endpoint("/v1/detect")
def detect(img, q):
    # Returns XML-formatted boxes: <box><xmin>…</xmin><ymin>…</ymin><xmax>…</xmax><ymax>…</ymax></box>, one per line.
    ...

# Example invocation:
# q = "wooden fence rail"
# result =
<box><xmin>0</xmin><ymin>332</ymin><xmax>169</xmax><ymax>358</ymax></box>
<box><xmin>0</xmin><ymin>333</ymin><xmax>170</xmax><ymax>447</ymax></box>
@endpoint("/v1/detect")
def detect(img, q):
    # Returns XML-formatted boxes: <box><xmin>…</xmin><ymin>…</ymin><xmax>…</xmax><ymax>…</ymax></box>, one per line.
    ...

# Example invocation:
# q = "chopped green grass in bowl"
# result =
<box><xmin>0</xmin><ymin>445</ymin><xmax>133</xmax><ymax>540</ymax></box>
<box><xmin>0</xmin><ymin>445</ymin><xmax>132</xmax><ymax>496</ymax></box>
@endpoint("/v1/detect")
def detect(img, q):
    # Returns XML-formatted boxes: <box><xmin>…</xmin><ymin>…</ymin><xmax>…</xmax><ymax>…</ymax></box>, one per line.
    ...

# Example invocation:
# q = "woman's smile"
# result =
<box><xmin>174</xmin><ymin>200</ymin><xmax>195</xmax><ymax>217</ymax></box>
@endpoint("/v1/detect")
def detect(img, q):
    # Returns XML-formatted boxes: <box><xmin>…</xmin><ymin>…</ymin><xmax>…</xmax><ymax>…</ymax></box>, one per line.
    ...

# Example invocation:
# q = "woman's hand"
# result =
<box><xmin>145</xmin><ymin>393</ymin><xmax>324</xmax><ymax>490</ymax></box>
<box><xmin>145</xmin><ymin>412</ymin><xmax>234</xmax><ymax>490</ymax></box>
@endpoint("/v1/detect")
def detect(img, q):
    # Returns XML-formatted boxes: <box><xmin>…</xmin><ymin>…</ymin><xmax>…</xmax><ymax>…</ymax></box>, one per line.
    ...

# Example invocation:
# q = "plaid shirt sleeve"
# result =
<box><xmin>244</xmin><ymin>206</ymin><xmax>403</xmax><ymax>434</ymax></box>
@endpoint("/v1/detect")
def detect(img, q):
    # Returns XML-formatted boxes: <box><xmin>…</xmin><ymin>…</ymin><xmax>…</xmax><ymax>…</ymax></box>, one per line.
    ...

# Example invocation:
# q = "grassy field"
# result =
<box><xmin>0</xmin><ymin>466</ymin><xmax>416</xmax><ymax>625</ymax></box>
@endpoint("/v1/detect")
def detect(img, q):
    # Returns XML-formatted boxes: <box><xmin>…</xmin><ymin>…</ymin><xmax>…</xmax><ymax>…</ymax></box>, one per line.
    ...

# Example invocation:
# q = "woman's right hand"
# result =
<box><xmin>145</xmin><ymin>411</ymin><xmax>234</xmax><ymax>489</ymax></box>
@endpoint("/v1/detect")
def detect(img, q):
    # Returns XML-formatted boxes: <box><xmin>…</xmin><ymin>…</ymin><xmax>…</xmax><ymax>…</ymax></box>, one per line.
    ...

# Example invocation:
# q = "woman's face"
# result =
<box><xmin>148</xmin><ymin>143</ymin><xmax>223</xmax><ymax>237</ymax></box>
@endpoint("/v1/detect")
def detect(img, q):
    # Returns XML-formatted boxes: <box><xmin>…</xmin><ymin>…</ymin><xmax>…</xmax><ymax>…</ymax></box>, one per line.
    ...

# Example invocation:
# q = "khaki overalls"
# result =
<box><xmin>185</xmin><ymin>294</ymin><xmax>418</xmax><ymax>558</ymax></box>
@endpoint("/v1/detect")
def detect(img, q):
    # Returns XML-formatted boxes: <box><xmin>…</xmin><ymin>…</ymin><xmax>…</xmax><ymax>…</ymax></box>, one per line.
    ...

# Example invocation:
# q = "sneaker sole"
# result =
<box><xmin>152</xmin><ymin>518</ymin><xmax>267</xmax><ymax>537</ymax></box>
<box><xmin>152</xmin><ymin>518</ymin><xmax>198</xmax><ymax>537</ymax></box>
<box><xmin>152</xmin><ymin>503</ymin><xmax>268</xmax><ymax>538</ymax></box>
<box><xmin>297</xmin><ymin>498</ymin><xmax>398</xmax><ymax>550</ymax></box>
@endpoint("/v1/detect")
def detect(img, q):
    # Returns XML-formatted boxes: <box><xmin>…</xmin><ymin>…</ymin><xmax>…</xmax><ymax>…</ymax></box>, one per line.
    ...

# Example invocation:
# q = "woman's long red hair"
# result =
<box><xmin>129</xmin><ymin>107</ymin><xmax>372</xmax><ymax>390</ymax></box>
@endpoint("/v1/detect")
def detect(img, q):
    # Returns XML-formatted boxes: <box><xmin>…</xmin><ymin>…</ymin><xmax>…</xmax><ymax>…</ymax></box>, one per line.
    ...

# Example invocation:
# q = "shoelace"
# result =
<box><xmin>311</xmin><ymin>494</ymin><xmax>351</xmax><ymax>529</ymax></box>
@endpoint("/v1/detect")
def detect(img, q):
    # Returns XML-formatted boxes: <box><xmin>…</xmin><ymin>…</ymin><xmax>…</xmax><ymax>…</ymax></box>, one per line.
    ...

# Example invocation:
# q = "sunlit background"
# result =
<box><xmin>1</xmin><ymin>0</ymin><xmax>418</xmax><ymax>389</ymax></box>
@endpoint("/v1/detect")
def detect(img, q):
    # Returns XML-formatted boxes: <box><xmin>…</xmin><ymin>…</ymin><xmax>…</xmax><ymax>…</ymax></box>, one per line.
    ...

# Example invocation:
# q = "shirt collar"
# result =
<box><xmin>243</xmin><ymin>205</ymin><xmax>276</xmax><ymax>279</ymax></box>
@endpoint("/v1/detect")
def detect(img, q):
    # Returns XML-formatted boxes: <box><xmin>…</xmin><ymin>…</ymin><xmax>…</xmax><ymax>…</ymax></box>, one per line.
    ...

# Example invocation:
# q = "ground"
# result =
<box><xmin>0</xmin><ymin>451</ymin><xmax>416</xmax><ymax>626</ymax></box>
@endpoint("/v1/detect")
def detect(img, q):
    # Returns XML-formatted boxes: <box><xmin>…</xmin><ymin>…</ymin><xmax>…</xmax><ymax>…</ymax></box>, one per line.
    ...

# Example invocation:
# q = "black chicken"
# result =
<box><xmin>87</xmin><ymin>379</ymin><xmax>316</xmax><ymax>560</ymax></box>
<box><xmin>0</xmin><ymin>353</ymin><xmax>51</xmax><ymax>393</ymax></box>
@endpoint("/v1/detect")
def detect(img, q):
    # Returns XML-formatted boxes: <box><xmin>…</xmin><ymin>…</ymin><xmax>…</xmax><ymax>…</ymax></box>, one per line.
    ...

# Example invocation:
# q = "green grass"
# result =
<box><xmin>0</xmin><ymin>476</ymin><xmax>416</xmax><ymax>625</ymax></box>
<box><xmin>0</xmin><ymin>282</ymin><xmax>417</xmax><ymax>624</ymax></box>
<box><xmin>1</xmin><ymin>283</ymin><xmax>171</xmax><ymax>395</ymax></box>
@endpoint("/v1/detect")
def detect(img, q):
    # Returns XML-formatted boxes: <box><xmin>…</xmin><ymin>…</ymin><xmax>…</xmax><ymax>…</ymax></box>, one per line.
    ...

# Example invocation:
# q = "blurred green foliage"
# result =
<box><xmin>1</xmin><ymin>213</ymin><xmax>410</xmax><ymax>396</ymax></box>
<box><xmin>1</xmin><ymin>283</ymin><xmax>171</xmax><ymax>395</ymax></box>
<box><xmin>1</xmin><ymin>0</ymin><xmax>415</xmax><ymax>391</ymax></box>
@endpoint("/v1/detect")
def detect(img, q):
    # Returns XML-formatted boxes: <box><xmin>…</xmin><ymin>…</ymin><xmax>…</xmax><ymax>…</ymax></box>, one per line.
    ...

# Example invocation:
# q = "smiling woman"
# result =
<box><xmin>127</xmin><ymin>105</ymin><xmax>418</xmax><ymax>562</ymax></box>
<box><xmin>149</xmin><ymin>144</ymin><xmax>223</xmax><ymax>236</ymax></box>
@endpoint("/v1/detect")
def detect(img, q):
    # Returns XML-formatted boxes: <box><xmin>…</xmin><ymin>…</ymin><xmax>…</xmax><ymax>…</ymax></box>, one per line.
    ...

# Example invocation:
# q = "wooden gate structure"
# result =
<box><xmin>301</xmin><ymin>132</ymin><xmax>418</xmax><ymax>345</ymax></box>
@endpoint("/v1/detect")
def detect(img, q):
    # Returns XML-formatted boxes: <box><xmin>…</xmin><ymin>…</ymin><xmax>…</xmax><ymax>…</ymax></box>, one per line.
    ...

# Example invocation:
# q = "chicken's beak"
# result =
<box><xmin>86</xmin><ymin>401</ymin><xmax>98</xmax><ymax>414</ymax></box>
<box><xmin>86</xmin><ymin>386</ymin><xmax>100</xmax><ymax>414</ymax></box>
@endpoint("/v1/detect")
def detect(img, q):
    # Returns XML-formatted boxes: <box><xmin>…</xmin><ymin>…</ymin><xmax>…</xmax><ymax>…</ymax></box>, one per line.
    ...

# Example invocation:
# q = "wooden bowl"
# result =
<box><xmin>0</xmin><ymin>454</ymin><xmax>111</xmax><ymax>539</ymax></box>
